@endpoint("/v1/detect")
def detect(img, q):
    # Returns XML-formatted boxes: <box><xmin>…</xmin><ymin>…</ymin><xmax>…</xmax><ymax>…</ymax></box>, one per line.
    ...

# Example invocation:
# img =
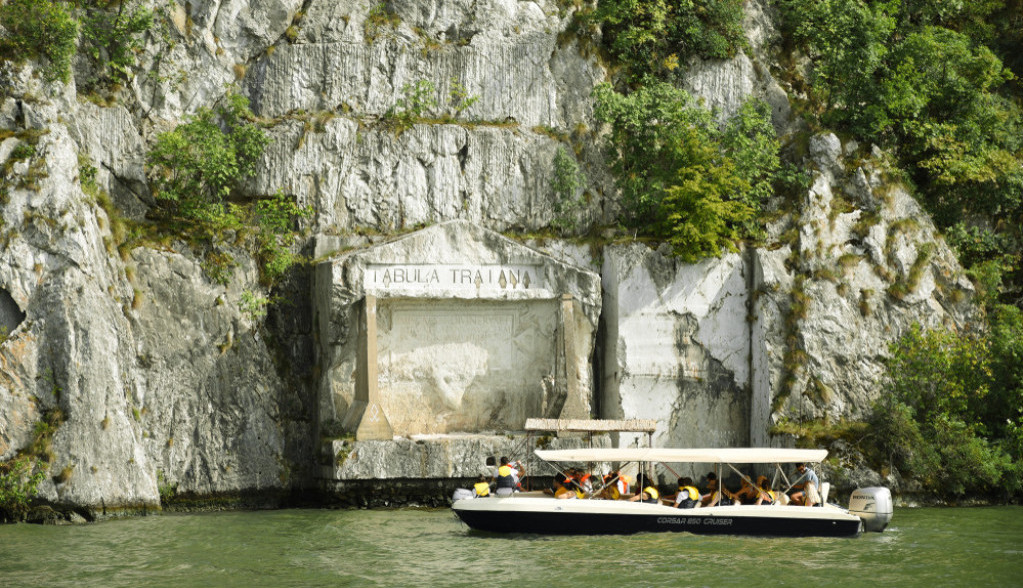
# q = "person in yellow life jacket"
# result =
<box><xmin>755</xmin><ymin>475</ymin><xmax>776</xmax><ymax>505</ymax></box>
<box><xmin>494</xmin><ymin>456</ymin><xmax>519</xmax><ymax>496</ymax></box>
<box><xmin>701</xmin><ymin>472</ymin><xmax>728</xmax><ymax>507</ymax></box>
<box><xmin>473</xmin><ymin>475</ymin><xmax>491</xmax><ymax>498</ymax></box>
<box><xmin>731</xmin><ymin>474</ymin><xmax>760</xmax><ymax>505</ymax></box>
<box><xmin>628</xmin><ymin>473</ymin><xmax>659</xmax><ymax>504</ymax></box>
<box><xmin>554</xmin><ymin>472</ymin><xmax>577</xmax><ymax>499</ymax></box>
<box><xmin>673</xmin><ymin>477</ymin><xmax>700</xmax><ymax>509</ymax></box>
<box><xmin>628</xmin><ymin>485</ymin><xmax>659</xmax><ymax>504</ymax></box>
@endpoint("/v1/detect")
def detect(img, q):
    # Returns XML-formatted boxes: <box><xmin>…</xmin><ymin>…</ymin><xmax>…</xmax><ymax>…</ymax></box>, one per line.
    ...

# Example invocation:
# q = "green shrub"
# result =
<box><xmin>778</xmin><ymin>0</ymin><xmax>1023</xmax><ymax>306</ymax></box>
<box><xmin>239</xmin><ymin>290</ymin><xmax>270</xmax><ymax>322</ymax></box>
<box><xmin>593</xmin><ymin>82</ymin><xmax>779</xmax><ymax>261</ymax></box>
<box><xmin>446</xmin><ymin>77</ymin><xmax>479</xmax><ymax>117</ymax></box>
<box><xmin>0</xmin><ymin>0</ymin><xmax>78</xmax><ymax>82</ymax></box>
<box><xmin>0</xmin><ymin>456</ymin><xmax>46</xmax><ymax>521</ymax></box>
<box><xmin>254</xmin><ymin>190</ymin><xmax>310</xmax><ymax>284</ymax></box>
<box><xmin>382</xmin><ymin>80</ymin><xmax>438</xmax><ymax>133</ymax></box>
<box><xmin>869</xmin><ymin>323</ymin><xmax>1023</xmax><ymax>497</ymax></box>
<box><xmin>146</xmin><ymin>93</ymin><xmax>270</xmax><ymax>223</ymax></box>
<box><xmin>551</xmin><ymin>147</ymin><xmax>586</xmax><ymax>233</ymax></box>
<box><xmin>0</xmin><ymin>408</ymin><xmax>64</xmax><ymax>521</ymax></box>
<box><xmin>81</xmin><ymin>0</ymin><xmax>154</xmax><ymax>88</ymax></box>
<box><xmin>588</xmin><ymin>0</ymin><xmax>747</xmax><ymax>81</ymax></box>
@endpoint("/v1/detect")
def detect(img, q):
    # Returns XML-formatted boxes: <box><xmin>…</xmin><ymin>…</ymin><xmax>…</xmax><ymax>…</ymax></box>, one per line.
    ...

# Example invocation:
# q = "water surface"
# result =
<box><xmin>2</xmin><ymin>506</ymin><xmax>1021</xmax><ymax>587</ymax></box>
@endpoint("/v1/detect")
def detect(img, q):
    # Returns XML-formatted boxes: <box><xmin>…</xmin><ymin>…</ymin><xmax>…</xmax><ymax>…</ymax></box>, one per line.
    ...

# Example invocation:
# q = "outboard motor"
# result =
<box><xmin>848</xmin><ymin>487</ymin><xmax>893</xmax><ymax>532</ymax></box>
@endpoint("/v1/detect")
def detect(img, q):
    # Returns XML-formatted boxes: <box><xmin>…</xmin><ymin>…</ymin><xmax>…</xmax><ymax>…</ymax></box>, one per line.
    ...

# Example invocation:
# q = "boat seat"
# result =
<box><xmin>819</xmin><ymin>482</ymin><xmax>830</xmax><ymax>505</ymax></box>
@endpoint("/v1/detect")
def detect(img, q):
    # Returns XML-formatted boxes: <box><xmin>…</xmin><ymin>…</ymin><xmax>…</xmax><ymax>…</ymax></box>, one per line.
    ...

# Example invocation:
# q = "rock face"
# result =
<box><xmin>601</xmin><ymin>246</ymin><xmax>752</xmax><ymax>450</ymax></box>
<box><xmin>601</xmin><ymin>136</ymin><xmax>975</xmax><ymax>458</ymax></box>
<box><xmin>0</xmin><ymin>0</ymin><xmax>980</xmax><ymax>516</ymax></box>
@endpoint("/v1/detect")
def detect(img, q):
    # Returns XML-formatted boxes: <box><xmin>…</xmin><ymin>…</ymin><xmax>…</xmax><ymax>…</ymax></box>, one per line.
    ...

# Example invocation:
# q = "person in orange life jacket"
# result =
<box><xmin>575</xmin><ymin>471</ymin><xmax>594</xmax><ymax>498</ymax></box>
<box><xmin>558</xmin><ymin>468</ymin><xmax>591</xmax><ymax>498</ymax></box>
<box><xmin>472</xmin><ymin>475</ymin><xmax>491</xmax><ymax>497</ymax></box>
<box><xmin>602</xmin><ymin>469</ymin><xmax>631</xmax><ymax>500</ymax></box>
<box><xmin>673</xmin><ymin>477</ymin><xmax>700</xmax><ymax>509</ymax></box>
<box><xmin>754</xmin><ymin>475</ymin><xmax>775</xmax><ymax>505</ymax></box>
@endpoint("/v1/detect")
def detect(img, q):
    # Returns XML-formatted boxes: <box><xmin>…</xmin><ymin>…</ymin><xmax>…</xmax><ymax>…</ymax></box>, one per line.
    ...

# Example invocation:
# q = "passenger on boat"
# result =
<box><xmin>788</xmin><ymin>463</ymin><xmax>820</xmax><ymax>506</ymax></box>
<box><xmin>473</xmin><ymin>475</ymin><xmax>491</xmax><ymax>498</ymax></box>
<box><xmin>628</xmin><ymin>483</ymin><xmax>660</xmax><ymax>504</ymax></box>
<box><xmin>554</xmin><ymin>473</ymin><xmax>577</xmax><ymax>499</ymax></box>
<box><xmin>575</xmin><ymin>471</ymin><xmax>594</xmax><ymax>498</ymax></box>
<box><xmin>701</xmin><ymin>472</ymin><xmax>723</xmax><ymax>507</ymax></box>
<box><xmin>494</xmin><ymin>457</ymin><xmax>520</xmax><ymax>496</ymax></box>
<box><xmin>673</xmin><ymin>477</ymin><xmax>701</xmax><ymax>509</ymax></box>
<box><xmin>754</xmin><ymin>476</ymin><xmax>775</xmax><ymax>505</ymax></box>
<box><xmin>731</xmin><ymin>475</ymin><xmax>760</xmax><ymax>504</ymax></box>
<box><xmin>601</xmin><ymin>469</ymin><xmax>631</xmax><ymax>500</ymax></box>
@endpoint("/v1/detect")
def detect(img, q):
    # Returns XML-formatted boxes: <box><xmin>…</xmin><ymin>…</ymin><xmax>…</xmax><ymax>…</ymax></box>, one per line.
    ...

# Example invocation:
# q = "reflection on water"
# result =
<box><xmin>1</xmin><ymin>506</ymin><xmax>1021</xmax><ymax>587</ymax></box>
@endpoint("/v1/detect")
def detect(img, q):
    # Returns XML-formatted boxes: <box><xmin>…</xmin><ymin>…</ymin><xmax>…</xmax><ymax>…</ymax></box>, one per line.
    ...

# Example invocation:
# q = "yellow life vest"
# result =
<box><xmin>680</xmin><ymin>486</ymin><xmax>700</xmax><ymax>501</ymax></box>
<box><xmin>644</xmin><ymin>486</ymin><xmax>659</xmax><ymax>500</ymax></box>
<box><xmin>474</xmin><ymin>482</ymin><xmax>490</xmax><ymax>496</ymax></box>
<box><xmin>498</xmin><ymin>465</ymin><xmax>512</xmax><ymax>477</ymax></box>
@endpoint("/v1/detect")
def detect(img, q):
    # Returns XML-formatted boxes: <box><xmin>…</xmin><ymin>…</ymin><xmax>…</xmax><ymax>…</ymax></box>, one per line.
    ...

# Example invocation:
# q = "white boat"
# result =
<box><xmin>452</xmin><ymin>447</ymin><xmax>892</xmax><ymax>537</ymax></box>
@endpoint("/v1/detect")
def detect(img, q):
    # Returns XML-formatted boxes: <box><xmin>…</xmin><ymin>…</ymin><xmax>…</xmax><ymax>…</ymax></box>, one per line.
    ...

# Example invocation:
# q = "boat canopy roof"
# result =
<box><xmin>534</xmin><ymin>447</ymin><xmax>828</xmax><ymax>464</ymax></box>
<box><xmin>523</xmin><ymin>418</ymin><xmax>657</xmax><ymax>433</ymax></box>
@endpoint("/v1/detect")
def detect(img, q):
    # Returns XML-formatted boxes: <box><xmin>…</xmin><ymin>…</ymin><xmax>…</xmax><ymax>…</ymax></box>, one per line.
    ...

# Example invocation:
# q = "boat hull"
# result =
<box><xmin>453</xmin><ymin>496</ymin><xmax>862</xmax><ymax>538</ymax></box>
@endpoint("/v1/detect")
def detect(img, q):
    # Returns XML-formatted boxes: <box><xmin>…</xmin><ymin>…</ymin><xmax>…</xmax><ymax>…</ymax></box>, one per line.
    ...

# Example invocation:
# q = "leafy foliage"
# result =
<box><xmin>146</xmin><ymin>94</ymin><xmax>270</xmax><ymax>224</ymax></box>
<box><xmin>0</xmin><ymin>0</ymin><xmax>78</xmax><ymax>82</ymax></box>
<box><xmin>80</xmin><ymin>0</ymin><xmax>154</xmax><ymax>89</ymax></box>
<box><xmin>239</xmin><ymin>290</ymin><xmax>270</xmax><ymax>322</ymax></box>
<box><xmin>254</xmin><ymin>190</ymin><xmax>311</xmax><ymax>284</ymax></box>
<box><xmin>588</xmin><ymin>0</ymin><xmax>747</xmax><ymax>82</ymax></box>
<box><xmin>777</xmin><ymin>0</ymin><xmax>1023</xmax><ymax>305</ymax></box>
<box><xmin>0</xmin><ymin>409</ymin><xmax>64</xmax><ymax>521</ymax></box>
<box><xmin>0</xmin><ymin>456</ymin><xmax>46</xmax><ymax>521</ymax></box>
<box><xmin>382</xmin><ymin>80</ymin><xmax>438</xmax><ymax>133</ymax></box>
<box><xmin>551</xmin><ymin>147</ymin><xmax>587</xmax><ymax>234</ymax></box>
<box><xmin>870</xmin><ymin>322</ymin><xmax>1023</xmax><ymax>497</ymax></box>
<box><xmin>144</xmin><ymin>94</ymin><xmax>310</xmax><ymax>287</ymax></box>
<box><xmin>446</xmin><ymin>77</ymin><xmax>479</xmax><ymax>117</ymax></box>
<box><xmin>593</xmin><ymin>82</ymin><xmax>779</xmax><ymax>261</ymax></box>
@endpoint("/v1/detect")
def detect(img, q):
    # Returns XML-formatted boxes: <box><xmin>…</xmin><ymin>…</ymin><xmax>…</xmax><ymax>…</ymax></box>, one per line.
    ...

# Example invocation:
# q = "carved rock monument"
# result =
<box><xmin>314</xmin><ymin>220</ymin><xmax>601</xmax><ymax>444</ymax></box>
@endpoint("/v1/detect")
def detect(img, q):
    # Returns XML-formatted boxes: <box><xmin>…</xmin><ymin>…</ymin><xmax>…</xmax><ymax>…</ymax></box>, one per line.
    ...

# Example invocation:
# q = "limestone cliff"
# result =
<box><xmin>0</xmin><ymin>0</ymin><xmax>977</xmax><ymax>517</ymax></box>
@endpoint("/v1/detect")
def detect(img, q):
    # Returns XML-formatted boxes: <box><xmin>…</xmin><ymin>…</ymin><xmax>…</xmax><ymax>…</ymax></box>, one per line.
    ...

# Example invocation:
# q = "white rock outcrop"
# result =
<box><xmin>0</xmin><ymin>0</ymin><xmax>981</xmax><ymax>516</ymax></box>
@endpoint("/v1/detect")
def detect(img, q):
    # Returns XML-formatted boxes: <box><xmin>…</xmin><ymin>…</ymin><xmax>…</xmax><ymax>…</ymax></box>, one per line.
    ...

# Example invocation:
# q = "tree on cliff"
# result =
<box><xmin>593</xmin><ymin>82</ymin><xmax>779</xmax><ymax>262</ymax></box>
<box><xmin>146</xmin><ymin>93</ymin><xmax>270</xmax><ymax>225</ymax></box>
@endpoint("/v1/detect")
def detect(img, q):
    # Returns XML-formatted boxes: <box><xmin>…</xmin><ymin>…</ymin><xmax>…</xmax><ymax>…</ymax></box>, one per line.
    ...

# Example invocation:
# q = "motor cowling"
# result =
<box><xmin>848</xmin><ymin>487</ymin><xmax>893</xmax><ymax>532</ymax></box>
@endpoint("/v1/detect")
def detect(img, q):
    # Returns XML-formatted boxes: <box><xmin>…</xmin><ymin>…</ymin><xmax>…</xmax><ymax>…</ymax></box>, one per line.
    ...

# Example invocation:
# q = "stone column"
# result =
<box><xmin>343</xmin><ymin>294</ymin><xmax>393</xmax><ymax>440</ymax></box>
<box><xmin>561</xmin><ymin>294</ymin><xmax>579</xmax><ymax>406</ymax></box>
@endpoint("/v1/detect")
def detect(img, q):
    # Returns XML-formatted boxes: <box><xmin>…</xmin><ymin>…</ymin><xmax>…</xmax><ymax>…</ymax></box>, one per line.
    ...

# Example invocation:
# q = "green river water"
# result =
<box><xmin>1</xmin><ymin>506</ymin><xmax>1021</xmax><ymax>587</ymax></box>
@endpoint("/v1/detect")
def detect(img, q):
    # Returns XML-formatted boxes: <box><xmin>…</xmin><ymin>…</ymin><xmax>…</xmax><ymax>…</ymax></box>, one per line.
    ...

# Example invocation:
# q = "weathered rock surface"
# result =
<box><xmin>601</xmin><ymin>245</ymin><xmax>751</xmax><ymax>450</ymax></box>
<box><xmin>601</xmin><ymin>135</ymin><xmax>975</xmax><ymax>467</ymax></box>
<box><xmin>0</xmin><ymin>0</ymin><xmax>982</xmax><ymax>516</ymax></box>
